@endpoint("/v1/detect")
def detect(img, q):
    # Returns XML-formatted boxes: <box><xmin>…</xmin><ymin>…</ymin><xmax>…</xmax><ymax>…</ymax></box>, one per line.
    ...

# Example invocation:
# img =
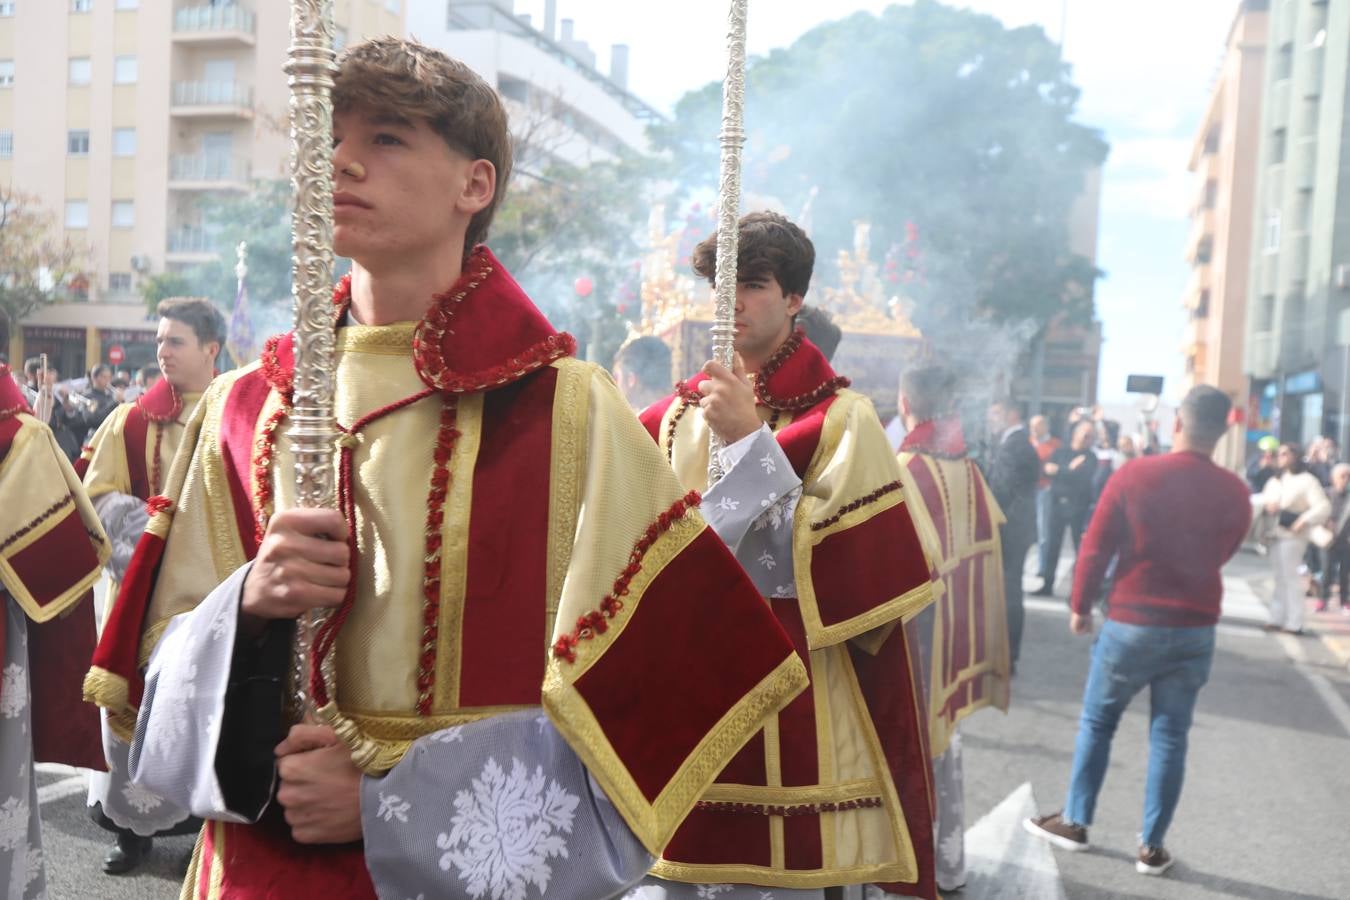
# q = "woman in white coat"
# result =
<box><xmin>1261</xmin><ymin>443</ymin><xmax>1332</xmax><ymax>633</ymax></box>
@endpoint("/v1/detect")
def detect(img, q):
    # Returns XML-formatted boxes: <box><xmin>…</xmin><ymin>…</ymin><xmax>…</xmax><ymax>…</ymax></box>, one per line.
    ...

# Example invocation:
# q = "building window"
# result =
<box><xmin>384</xmin><ymin>0</ymin><xmax>399</xmax><ymax>12</ymax></box>
<box><xmin>67</xmin><ymin>129</ymin><xmax>90</xmax><ymax>156</ymax></box>
<box><xmin>114</xmin><ymin>56</ymin><xmax>137</xmax><ymax>84</ymax></box>
<box><xmin>69</xmin><ymin>57</ymin><xmax>91</xmax><ymax>85</ymax></box>
<box><xmin>108</xmin><ymin>272</ymin><xmax>133</xmax><ymax>293</ymax></box>
<box><xmin>111</xmin><ymin>200</ymin><xmax>135</xmax><ymax>229</ymax></box>
<box><xmin>71</xmin><ymin>0</ymin><xmax>92</xmax><ymax>12</ymax></box>
<box><xmin>65</xmin><ymin>200</ymin><xmax>89</xmax><ymax>230</ymax></box>
<box><xmin>1258</xmin><ymin>295</ymin><xmax>1276</xmax><ymax>332</ymax></box>
<box><xmin>0</xmin><ymin>3</ymin><xmax>15</xmax><ymax>18</ymax></box>
<box><xmin>1265</xmin><ymin>210</ymin><xmax>1282</xmax><ymax>252</ymax></box>
<box><xmin>0</xmin><ymin>132</ymin><xmax>11</xmax><ymax>159</ymax></box>
<box><xmin>0</xmin><ymin>61</ymin><xmax>14</xmax><ymax>88</ymax></box>
<box><xmin>1277</xmin><ymin>43</ymin><xmax>1293</xmax><ymax>80</ymax></box>
<box><xmin>1295</xmin><ymin>189</ymin><xmax>1313</xmax><ymax>232</ymax></box>
<box><xmin>1271</xmin><ymin>128</ymin><xmax>1287</xmax><ymax>164</ymax></box>
<box><xmin>115</xmin><ymin>0</ymin><xmax>137</xmax><ymax>8</ymax></box>
<box><xmin>112</xmin><ymin>128</ymin><xmax>136</xmax><ymax>156</ymax></box>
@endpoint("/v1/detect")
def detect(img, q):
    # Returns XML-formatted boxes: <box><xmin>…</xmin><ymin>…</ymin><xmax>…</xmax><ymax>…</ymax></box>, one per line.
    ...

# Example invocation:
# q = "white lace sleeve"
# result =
<box><xmin>362</xmin><ymin>708</ymin><xmax>655</xmax><ymax>900</ymax></box>
<box><xmin>701</xmin><ymin>424</ymin><xmax>803</xmax><ymax>552</ymax></box>
<box><xmin>127</xmin><ymin>562</ymin><xmax>262</xmax><ymax>824</ymax></box>
<box><xmin>93</xmin><ymin>492</ymin><xmax>149</xmax><ymax>584</ymax></box>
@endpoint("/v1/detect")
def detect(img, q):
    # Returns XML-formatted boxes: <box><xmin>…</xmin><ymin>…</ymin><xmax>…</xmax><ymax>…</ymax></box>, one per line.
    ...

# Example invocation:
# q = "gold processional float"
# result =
<box><xmin>636</xmin><ymin>210</ymin><xmax>926</xmax><ymax>420</ymax></box>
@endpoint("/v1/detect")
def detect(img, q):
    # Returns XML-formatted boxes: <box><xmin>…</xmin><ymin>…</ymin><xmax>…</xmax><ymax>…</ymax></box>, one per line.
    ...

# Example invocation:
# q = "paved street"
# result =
<box><xmin>34</xmin><ymin>547</ymin><xmax>1350</xmax><ymax>899</ymax></box>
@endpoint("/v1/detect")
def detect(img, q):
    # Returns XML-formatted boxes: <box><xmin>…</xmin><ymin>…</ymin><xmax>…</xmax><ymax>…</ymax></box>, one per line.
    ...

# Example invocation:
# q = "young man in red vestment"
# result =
<box><xmin>85</xmin><ymin>38</ymin><xmax>807</xmax><ymax>900</ymax></box>
<box><xmin>0</xmin><ymin>363</ymin><xmax>109</xmax><ymax>896</ymax></box>
<box><xmin>79</xmin><ymin>297</ymin><xmax>223</xmax><ymax>874</ymax></box>
<box><xmin>634</xmin><ymin>212</ymin><xmax>938</xmax><ymax>899</ymax></box>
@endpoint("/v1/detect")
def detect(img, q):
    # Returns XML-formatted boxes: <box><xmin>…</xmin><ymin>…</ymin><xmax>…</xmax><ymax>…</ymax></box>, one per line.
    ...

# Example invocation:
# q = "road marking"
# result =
<box><xmin>37</xmin><ymin>774</ymin><xmax>87</xmax><ymax>805</ymax></box>
<box><xmin>963</xmin><ymin>782</ymin><xmax>1066</xmax><ymax>900</ymax></box>
<box><xmin>1278</xmin><ymin>633</ymin><xmax>1350</xmax><ymax>738</ymax></box>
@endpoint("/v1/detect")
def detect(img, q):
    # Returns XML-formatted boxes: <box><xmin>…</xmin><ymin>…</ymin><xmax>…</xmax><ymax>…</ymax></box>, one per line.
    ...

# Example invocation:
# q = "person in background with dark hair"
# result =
<box><xmin>1316</xmin><ymin>463</ymin><xmax>1350</xmax><ymax>615</ymax></box>
<box><xmin>610</xmin><ymin>334</ymin><xmax>672</xmax><ymax>411</ymax></box>
<box><xmin>76</xmin><ymin>363</ymin><xmax>120</xmax><ymax>440</ymax></box>
<box><xmin>122</xmin><ymin>364</ymin><xmax>161</xmax><ymax>403</ymax></box>
<box><xmin>1025</xmin><ymin>385</ymin><xmax>1252</xmax><ymax>878</ymax></box>
<box><xmin>1247</xmin><ymin>435</ymin><xmax>1279</xmax><ymax>493</ymax></box>
<box><xmin>1260</xmin><ymin>442</ymin><xmax>1330</xmax><ymax>634</ymax></box>
<box><xmin>795</xmin><ymin>303</ymin><xmax>842</xmax><ymax>361</ymax></box>
<box><xmin>1034</xmin><ymin>420</ymin><xmax>1097</xmax><ymax>597</ymax></box>
<box><xmin>1030</xmin><ymin>414</ymin><xmax>1060</xmax><ymax>572</ymax></box>
<box><xmin>987</xmin><ymin>397</ymin><xmax>1040</xmax><ymax>668</ymax></box>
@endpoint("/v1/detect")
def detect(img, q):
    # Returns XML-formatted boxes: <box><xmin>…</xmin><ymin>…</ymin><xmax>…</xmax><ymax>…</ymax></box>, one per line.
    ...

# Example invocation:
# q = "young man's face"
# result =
<box><xmin>92</xmin><ymin>369</ymin><xmax>112</xmax><ymax>391</ymax></box>
<box><xmin>331</xmin><ymin>108</ymin><xmax>486</xmax><ymax>266</ymax></box>
<box><xmin>156</xmin><ymin>318</ymin><xmax>215</xmax><ymax>391</ymax></box>
<box><xmin>732</xmin><ymin>272</ymin><xmax>803</xmax><ymax>367</ymax></box>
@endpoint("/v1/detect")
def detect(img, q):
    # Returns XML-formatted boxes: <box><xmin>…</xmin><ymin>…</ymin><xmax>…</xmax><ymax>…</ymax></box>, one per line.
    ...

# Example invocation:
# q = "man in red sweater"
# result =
<box><xmin>1024</xmin><ymin>385</ymin><xmax>1251</xmax><ymax>877</ymax></box>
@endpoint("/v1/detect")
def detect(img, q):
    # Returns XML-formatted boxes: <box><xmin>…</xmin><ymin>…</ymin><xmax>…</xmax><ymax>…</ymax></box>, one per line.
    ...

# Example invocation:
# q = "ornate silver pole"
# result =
<box><xmin>708</xmin><ymin>0</ymin><xmax>748</xmax><ymax>486</ymax></box>
<box><xmin>285</xmin><ymin>0</ymin><xmax>338</xmax><ymax>717</ymax></box>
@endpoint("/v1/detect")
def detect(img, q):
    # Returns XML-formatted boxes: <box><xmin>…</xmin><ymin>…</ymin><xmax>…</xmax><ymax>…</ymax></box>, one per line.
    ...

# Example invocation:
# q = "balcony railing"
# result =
<box><xmin>167</xmin><ymin>226</ymin><xmax>218</xmax><ymax>255</ymax></box>
<box><xmin>174</xmin><ymin>5</ymin><xmax>255</xmax><ymax>35</ymax></box>
<box><xmin>169</xmin><ymin>154</ymin><xmax>251</xmax><ymax>183</ymax></box>
<box><xmin>172</xmin><ymin>81</ymin><xmax>253</xmax><ymax>109</ymax></box>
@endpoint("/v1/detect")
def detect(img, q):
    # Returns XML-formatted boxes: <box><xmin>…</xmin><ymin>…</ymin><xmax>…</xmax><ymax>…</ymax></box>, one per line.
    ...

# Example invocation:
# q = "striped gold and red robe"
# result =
<box><xmin>0</xmin><ymin>364</ymin><xmax>109</xmax><ymax>772</ymax></box>
<box><xmin>639</xmin><ymin>331</ymin><xmax>939</xmax><ymax>898</ymax></box>
<box><xmin>897</xmin><ymin>419</ymin><xmax>1011</xmax><ymax>759</ymax></box>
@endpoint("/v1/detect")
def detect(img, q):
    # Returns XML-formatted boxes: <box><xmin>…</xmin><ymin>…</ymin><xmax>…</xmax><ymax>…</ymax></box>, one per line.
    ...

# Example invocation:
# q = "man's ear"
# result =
<box><xmin>456</xmin><ymin>159</ymin><xmax>497</xmax><ymax>217</ymax></box>
<box><xmin>900</xmin><ymin>394</ymin><xmax>912</xmax><ymax>419</ymax></box>
<box><xmin>785</xmin><ymin>292</ymin><xmax>805</xmax><ymax>318</ymax></box>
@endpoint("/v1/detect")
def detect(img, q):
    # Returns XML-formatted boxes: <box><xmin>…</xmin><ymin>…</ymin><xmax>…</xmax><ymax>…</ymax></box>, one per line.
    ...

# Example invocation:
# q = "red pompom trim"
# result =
<box><xmin>693</xmin><ymin>796</ymin><xmax>884</xmax><ymax>817</ymax></box>
<box><xmin>551</xmin><ymin>490</ymin><xmax>702</xmax><ymax>663</ymax></box>
<box><xmin>811</xmin><ymin>480</ymin><xmax>904</xmax><ymax>532</ymax></box>
<box><xmin>251</xmin><ymin>405</ymin><xmax>290</xmax><ymax>545</ymax></box>
<box><xmin>753</xmin><ymin>328</ymin><xmax>850</xmax><ymax>412</ymax></box>
<box><xmin>260</xmin><ymin>333</ymin><xmax>294</xmax><ymax>403</ymax></box>
<box><xmin>415</xmin><ymin>396</ymin><xmax>461</xmax><ymax>715</ymax></box>
<box><xmin>145</xmin><ymin>495</ymin><xmax>174</xmax><ymax>517</ymax></box>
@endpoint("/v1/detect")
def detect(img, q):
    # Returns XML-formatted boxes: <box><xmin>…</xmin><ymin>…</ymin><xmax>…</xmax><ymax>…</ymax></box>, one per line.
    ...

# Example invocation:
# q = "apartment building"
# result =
<box><xmin>0</xmin><ymin>0</ymin><xmax>403</xmax><ymax>376</ymax></box>
<box><xmin>408</xmin><ymin>0</ymin><xmax>661</xmax><ymax>171</ymax></box>
<box><xmin>1245</xmin><ymin>0</ymin><xmax>1350</xmax><ymax>449</ymax></box>
<box><xmin>1181</xmin><ymin>0</ymin><xmax>1267</xmax><ymax>470</ymax></box>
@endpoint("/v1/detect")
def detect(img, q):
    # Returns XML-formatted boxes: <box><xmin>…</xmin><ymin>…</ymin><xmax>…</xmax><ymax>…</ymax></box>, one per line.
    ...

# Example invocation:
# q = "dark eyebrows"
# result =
<box><xmin>367</xmin><ymin>112</ymin><xmax>414</xmax><ymax>130</ymax></box>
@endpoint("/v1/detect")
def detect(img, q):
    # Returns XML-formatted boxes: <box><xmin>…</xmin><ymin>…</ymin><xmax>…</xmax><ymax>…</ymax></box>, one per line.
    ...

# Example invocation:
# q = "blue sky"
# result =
<box><xmin>513</xmin><ymin>0</ymin><xmax>1240</xmax><ymax>403</ymax></box>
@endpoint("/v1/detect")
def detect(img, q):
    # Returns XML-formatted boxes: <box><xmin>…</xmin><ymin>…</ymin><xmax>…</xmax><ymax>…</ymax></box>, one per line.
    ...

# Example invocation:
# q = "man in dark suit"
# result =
<box><xmin>987</xmin><ymin>397</ymin><xmax>1041</xmax><ymax>667</ymax></box>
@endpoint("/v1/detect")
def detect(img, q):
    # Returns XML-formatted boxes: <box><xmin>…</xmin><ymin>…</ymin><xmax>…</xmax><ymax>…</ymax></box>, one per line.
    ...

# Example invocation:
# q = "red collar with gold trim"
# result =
<box><xmin>900</xmin><ymin>417</ymin><xmax>969</xmax><ymax>458</ymax></box>
<box><xmin>261</xmin><ymin>246</ymin><xmax>576</xmax><ymax>398</ymax></box>
<box><xmin>0</xmin><ymin>365</ymin><xmax>30</xmax><ymax>420</ymax></box>
<box><xmin>676</xmin><ymin>328</ymin><xmax>848</xmax><ymax>414</ymax></box>
<box><xmin>133</xmin><ymin>375</ymin><xmax>183</xmax><ymax>424</ymax></box>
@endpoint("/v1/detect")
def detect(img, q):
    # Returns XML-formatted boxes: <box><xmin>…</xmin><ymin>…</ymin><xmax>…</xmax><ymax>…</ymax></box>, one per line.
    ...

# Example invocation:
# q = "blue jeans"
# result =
<box><xmin>1063</xmin><ymin>619</ymin><xmax>1215</xmax><ymax>847</ymax></box>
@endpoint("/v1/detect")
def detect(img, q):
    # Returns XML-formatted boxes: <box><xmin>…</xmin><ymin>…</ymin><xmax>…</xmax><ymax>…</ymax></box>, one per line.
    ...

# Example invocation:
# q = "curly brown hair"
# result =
<box><xmin>333</xmin><ymin>37</ymin><xmax>513</xmax><ymax>253</ymax></box>
<box><xmin>691</xmin><ymin>211</ymin><xmax>815</xmax><ymax>298</ymax></box>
